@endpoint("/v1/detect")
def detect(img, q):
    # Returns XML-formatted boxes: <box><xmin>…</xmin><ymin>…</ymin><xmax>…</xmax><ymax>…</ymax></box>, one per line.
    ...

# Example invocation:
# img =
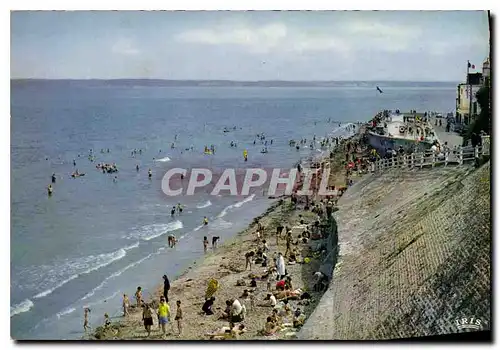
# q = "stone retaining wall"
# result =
<box><xmin>298</xmin><ymin>163</ymin><xmax>491</xmax><ymax>340</ymax></box>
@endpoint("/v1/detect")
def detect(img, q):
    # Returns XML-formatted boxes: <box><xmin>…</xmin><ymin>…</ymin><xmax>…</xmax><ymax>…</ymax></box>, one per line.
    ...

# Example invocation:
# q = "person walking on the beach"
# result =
<box><xmin>203</xmin><ymin>236</ymin><xmax>209</xmax><ymax>253</ymax></box>
<box><xmin>142</xmin><ymin>303</ymin><xmax>154</xmax><ymax>337</ymax></box>
<box><xmin>157</xmin><ymin>296</ymin><xmax>170</xmax><ymax>337</ymax></box>
<box><xmin>135</xmin><ymin>286</ymin><xmax>143</xmax><ymax>307</ymax></box>
<box><xmin>175</xmin><ymin>300</ymin><xmax>183</xmax><ymax>336</ymax></box>
<box><xmin>122</xmin><ymin>294</ymin><xmax>130</xmax><ymax>316</ymax></box>
<box><xmin>83</xmin><ymin>307</ymin><xmax>90</xmax><ymax>333</ymax></box>
<box><xmin>163</xmin><ymin>275</ymin><xmax>170</xmax><ymax>302</ymax></box>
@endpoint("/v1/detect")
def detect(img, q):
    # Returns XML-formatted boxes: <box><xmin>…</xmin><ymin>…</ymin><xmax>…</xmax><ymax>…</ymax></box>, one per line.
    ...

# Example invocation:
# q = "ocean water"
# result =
<box><xmin>10</xmin><ymin>80</ymin><xmax>457</xmax><ymax>339</ymax></box>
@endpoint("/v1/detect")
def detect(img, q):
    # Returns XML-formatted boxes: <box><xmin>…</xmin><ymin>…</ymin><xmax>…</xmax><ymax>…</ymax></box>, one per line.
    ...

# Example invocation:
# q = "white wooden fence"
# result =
<box><xmin>371</xmin><ymin>144</ymin><xmax>491</xmax><ymax>173</ymax></box>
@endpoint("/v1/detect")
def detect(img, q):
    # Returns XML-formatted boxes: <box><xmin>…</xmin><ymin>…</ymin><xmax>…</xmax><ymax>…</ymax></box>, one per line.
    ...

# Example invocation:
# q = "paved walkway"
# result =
<box><xmin>430</xmin><ymin>117</ymin><xmax>464</xmax><ymax>148</ymax></box>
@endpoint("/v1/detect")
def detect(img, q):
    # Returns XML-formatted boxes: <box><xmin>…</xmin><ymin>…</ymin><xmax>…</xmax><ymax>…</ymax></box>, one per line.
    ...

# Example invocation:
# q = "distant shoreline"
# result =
<box><xmin>10</xmin><ymin>79</ymin><xmax>459</xmax><ymax>88</ymax></box>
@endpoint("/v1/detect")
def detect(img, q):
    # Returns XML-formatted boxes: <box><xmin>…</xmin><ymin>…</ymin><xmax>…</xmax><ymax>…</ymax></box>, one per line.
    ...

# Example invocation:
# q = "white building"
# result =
<box><xmin>455</xmin><ymin>58</ymin><xmax>490</xmax><ymax>125</ymax></box>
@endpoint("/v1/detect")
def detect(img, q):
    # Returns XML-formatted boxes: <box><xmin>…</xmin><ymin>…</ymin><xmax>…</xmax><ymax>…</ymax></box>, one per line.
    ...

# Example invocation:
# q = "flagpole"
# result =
<box><xmin>468</xmin><ymin>60</ymin><xmax>473</xmax><ymax>125</ymax></box>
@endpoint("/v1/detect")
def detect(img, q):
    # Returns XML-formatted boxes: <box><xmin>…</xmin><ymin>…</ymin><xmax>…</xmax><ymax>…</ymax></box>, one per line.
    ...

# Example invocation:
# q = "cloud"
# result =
<box><xmin>343</xmin><ymin>21</ymin><xmax>423</xmax><ymax>52</ymax></box>
<box><xmin>111</xmin><ymin>39</ymin><xmax>140</xmax><ymax>55</ymax></box>
<box><xmin>174</xmin><ymin>23</ymin><xmax>349</xmax><ymax>55</ymax></box>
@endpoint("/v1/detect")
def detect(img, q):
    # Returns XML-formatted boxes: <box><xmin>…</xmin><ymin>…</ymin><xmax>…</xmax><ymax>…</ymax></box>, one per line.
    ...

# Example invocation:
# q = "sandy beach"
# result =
<box><xmin>88</xmin><ymin>127</ymin><xmax>366</xmax><ymax>341</ymax></box>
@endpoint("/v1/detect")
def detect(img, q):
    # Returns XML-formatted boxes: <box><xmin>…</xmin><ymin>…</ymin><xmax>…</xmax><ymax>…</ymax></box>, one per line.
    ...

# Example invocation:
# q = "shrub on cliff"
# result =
<box><xmin>464</xmin><ymin>85</ymin><xmax>491</xmax><ymax>146</ymax></box>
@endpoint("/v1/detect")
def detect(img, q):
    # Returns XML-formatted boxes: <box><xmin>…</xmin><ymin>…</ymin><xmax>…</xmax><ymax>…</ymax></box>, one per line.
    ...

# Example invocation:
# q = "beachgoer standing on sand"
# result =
<box><xmin>212</xmin><ymin>236</ymin><xmax>220</xmax><ymax>249</ymax></box>
<box><xmin>284</xmin><ymin>231</ymin><xmax>292</xmax><ymax>257</ymax></box>
<box><xmin>276</xmin><ymin>224</ymin><xmax>284</xmax><ymax>245</ymax></box>
<box><xmin>163</xmin><ymin>275</ymin><xmax>170</xmax><ymax>302</ymax></box>
<box><xmin>276</xmin><ymin>252</ymin><xmax>286</xmax><ymax>280</ymax></box>
<box><xmin>83</xmin><ymin>307</ymin><xmax>90</xmax><ymax>332</ymax></box>
<box><xmin>175</xmin><ymin>300</ymin><xmax>183</xmax><ymax>336</ymax></box>
<box><xmin>122</xmin><ymin>294</ymin><xmax>130</xmax><ymax>316</ymax></box>
<box><xmin>157</xmin><ymin>296</ymin><xmax>170</xmax><ymax>337</ymax></box>
<box><xmin>135</xmin><ymin>286</ymin><xmax>143</xmax><ymax>307</ymax></box>
<box><xmin>142</xmin><ymin>303</ymin><xmax>154</xmax><ymax>337</ymax></box>
<box><xmin>245</xmin><ymin>250</ymin><xmax>255</xmax><ymax>270</ymax></box>
<box><xmin>203</xmin><ymin>236</ymin><xmax>209</xmax><ymax>253</ymax></box>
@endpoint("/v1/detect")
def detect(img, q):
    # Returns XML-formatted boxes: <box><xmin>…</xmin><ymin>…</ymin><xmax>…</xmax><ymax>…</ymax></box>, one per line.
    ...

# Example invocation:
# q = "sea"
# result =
<box><xmin>11</xmin><ymin>80</ymin><xmax>457</xmax><ymax>339</ymax></box>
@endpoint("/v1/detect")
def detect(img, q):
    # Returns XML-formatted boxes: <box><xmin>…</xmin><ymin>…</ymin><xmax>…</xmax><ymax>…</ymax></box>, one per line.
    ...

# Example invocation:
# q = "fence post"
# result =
<box><xmin>411</xmin><ymin>153</ymin><xmax>415</xmax><ymax>169</ymax></box>
<box><xmin>459</xmin><ymin>148</ymin><xmax>463</xmax><ymax>165</ymax></box>
<box><xmin>445</xmin><ymin>151</ymin><xmax>449</xmax><ymax>167</ymax></box>
<box><xmin>403</xmin><ymin>155</ymin><xmax>407</xmax><ymax>168</ymax></box>
<box><xmin>420</xmin><ymin>152</ymin><xmax>424</xmax><ymax>169</ymax></box>
<box><xmin>475</xmin><ymin>145</ymin><xmax>479</xmax><ymax>159</ymax></box>
<box><xmin>432</xmin><ymin>153</ymin><xmax>436</xmax><ymax>167</ymax></box>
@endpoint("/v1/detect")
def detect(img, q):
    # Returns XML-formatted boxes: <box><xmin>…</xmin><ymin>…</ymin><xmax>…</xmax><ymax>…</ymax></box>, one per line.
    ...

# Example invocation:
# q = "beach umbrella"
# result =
<box><xmin>205</xmin><ymin>278</ymin><xmax>219</xmax><ymax>299</ymax></box>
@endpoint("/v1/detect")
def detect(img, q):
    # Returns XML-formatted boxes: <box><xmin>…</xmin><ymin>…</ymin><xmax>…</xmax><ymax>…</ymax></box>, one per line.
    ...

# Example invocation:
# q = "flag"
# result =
<box><xmin>468</xmin><ymin>62</ymin><xmax>476</xmax><ymax>69</ymax></box>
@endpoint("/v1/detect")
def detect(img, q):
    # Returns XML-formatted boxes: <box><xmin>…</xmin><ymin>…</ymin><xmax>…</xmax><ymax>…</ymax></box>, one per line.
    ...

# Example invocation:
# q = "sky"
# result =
<box><xmin>10</xmin><ymin>11</ymin><xmax>490</xmax><ymax>81</ymax></box>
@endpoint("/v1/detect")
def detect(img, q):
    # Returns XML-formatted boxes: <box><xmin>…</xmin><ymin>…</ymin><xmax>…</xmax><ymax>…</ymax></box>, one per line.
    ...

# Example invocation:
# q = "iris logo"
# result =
<box><xmin>455</xmin><ymin>317</ymin><xmax>483</xmax><ymax>331</ymax></box>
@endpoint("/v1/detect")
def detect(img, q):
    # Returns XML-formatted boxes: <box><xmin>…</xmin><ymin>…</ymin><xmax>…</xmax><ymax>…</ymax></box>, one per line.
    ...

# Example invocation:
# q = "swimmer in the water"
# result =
<box><xmin>148</xmin><ymin>169</ymin><xmax>152</xmax><ymax>178</ymax></box>
<box><xmin>203</xmin><ymin>216</ymin><xmax>209</xmax><ymax>226</ymax></box>
<box><xmin>73</xmin><ymin>159</ymin><xmax>76</xmax><ymax>166</ymax></box>
<box><xmin>180</xmin><ymin>173</ymin><xmax>184</xmax><ymax>180</ymax></box>
<box><xmin>47</xmin><ymin>184</ymin><xmax>53</xmax><ymax>196</ymax></box>
<box><xmin>171</xmin><ymin>207</ymin><xmax>176</xmax><ymax>217</ymax></box>
<box><xmin>113</xmin><ymin>176</ymin><xmax>118</xmax><ymax>183</ymax></box>
<box><xmin>177</xmin><ymin>203</ymin><xmax>183</xmax><ymax>214</ymax></box>
<box><xmin>136</xmin><ymin>164</ymin><xmax>139</xmax><ymax>172</ymax></box>
<box><xmin>51</xmin><ymin>173</ymin><xmax>56</xmax><ymax>183</ymax></box>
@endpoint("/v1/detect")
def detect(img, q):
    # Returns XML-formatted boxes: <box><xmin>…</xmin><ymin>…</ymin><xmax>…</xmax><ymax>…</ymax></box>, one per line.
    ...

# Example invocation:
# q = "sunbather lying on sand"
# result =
<box><xmin>205</xmin><ymin>324</ymin><xmax>246</xmax><ymax>340</ymax></box>
<box><xmin>274</xmin><ymin>288</ymin><xmax>302</xmax><ymax>300</ymax></box>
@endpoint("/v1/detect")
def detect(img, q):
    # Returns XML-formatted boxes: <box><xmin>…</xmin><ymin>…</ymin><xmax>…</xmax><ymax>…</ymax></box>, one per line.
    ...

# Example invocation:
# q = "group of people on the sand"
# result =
<box><xmin>203</xmin><ymin>235</ymin><xmax>220</xmax><ymax>253</ymax></box>
<box><xmin>89</xmin><ymin>275</ymin><xmax>185</xmax><ymax>339</ymax></box>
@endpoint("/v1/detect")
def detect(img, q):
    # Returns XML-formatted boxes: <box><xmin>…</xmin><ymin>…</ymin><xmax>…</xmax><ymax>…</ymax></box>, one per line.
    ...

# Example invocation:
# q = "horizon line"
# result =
<box><xmin>11</xmin><ymin>78</ymin><xmax>459</xmax><ymax>83</ymax></box>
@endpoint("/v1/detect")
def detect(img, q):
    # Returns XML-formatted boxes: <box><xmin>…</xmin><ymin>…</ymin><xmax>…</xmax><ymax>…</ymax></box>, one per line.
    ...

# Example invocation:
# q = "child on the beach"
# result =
<box><xmin>122</xmin><ymin>294</ymin><xmax>130</xmax><ymax>316</ymax></box>
<box><xmin>135</xmin><ymin>286</ymin><xmax>143</xmax><ymax>307</ymax></box>
<box><xmin>83</xmin><ymin>307</ymin><xmax>90</xmax><ymax>332</ymax></box>
<box><xmin>104</xmin><ymin>313</ymin><xmax>111</xmax><ymax>328</ymax></box>
<box><xmin>203</xmin><ymin>236</ymin><xmax>209</xmax><ymax>253</ymax></box>
<box><xmin>175</xmin><ymin>300</ymin><xmax>183</xmax><ymax>336</ymax></box>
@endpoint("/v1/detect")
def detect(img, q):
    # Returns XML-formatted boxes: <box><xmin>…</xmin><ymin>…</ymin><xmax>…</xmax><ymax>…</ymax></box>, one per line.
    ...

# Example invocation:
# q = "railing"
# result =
<box><xmin>371</xmin><ymin>145</ymin><xmax>490</xmax><ymax>173</ymax></box>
